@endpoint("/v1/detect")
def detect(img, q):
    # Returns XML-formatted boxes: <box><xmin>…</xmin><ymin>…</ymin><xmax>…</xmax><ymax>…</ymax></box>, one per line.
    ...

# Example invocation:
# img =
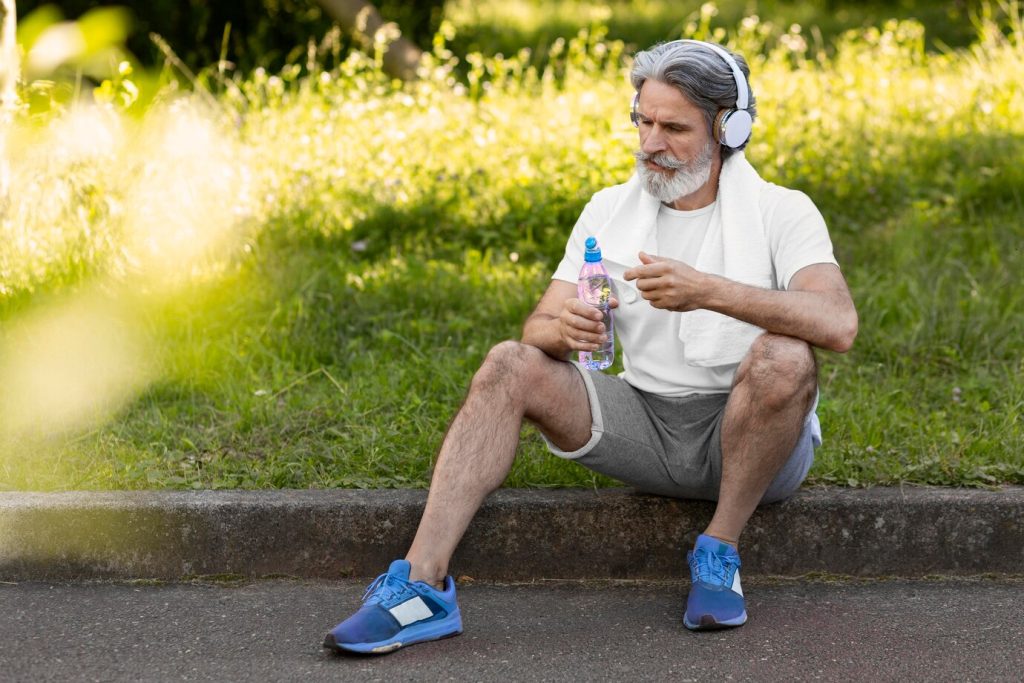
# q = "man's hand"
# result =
<box><xmin>522</xmin><ymin>280</ymin><xmax>620</xmax><ymax>360</ymax></box>
<box><xmin>558</xmin><ymin>296</ymin><xmax>619</xmax><ymax>352</ymax></box>
<box><xmin>623</xmin><ymin>251</ymin><xmax>707</xmax><ymax>312</ymax></box>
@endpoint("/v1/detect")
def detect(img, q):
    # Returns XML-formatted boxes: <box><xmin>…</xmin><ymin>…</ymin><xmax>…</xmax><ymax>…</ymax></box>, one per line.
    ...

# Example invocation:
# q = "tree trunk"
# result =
<box><xmin>315</xmin><ymin>0</ymin><xmax>422</xmax><ymax>81</ymax></box>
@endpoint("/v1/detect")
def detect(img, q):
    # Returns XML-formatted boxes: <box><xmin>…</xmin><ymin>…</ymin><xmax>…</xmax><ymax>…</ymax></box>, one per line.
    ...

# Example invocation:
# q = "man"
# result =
<box><xmin>324</xmin><ymin>39</ymin><xmax>857</xmax><ymax>653</ymax></box>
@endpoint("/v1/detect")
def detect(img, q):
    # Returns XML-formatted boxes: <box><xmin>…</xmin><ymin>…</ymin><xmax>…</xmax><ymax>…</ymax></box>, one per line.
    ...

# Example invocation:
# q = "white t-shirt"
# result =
<box><xmin>552</xmin><ymin>182</ymin><xmax>839</xmax><ymax>397</ymax></box>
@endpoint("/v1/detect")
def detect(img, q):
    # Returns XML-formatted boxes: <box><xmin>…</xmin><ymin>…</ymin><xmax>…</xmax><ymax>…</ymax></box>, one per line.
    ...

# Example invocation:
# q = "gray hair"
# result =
<box><xmin>630</xmin><ymin>41</ymin><xmax>757</xmax><ymax>158</ymax></box>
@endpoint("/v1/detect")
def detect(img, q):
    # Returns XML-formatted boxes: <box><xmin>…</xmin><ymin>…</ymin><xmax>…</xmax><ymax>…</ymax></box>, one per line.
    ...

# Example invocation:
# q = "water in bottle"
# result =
<box><xmin>578</xmin><ymin>236</ymin><xmax>615</xmax><ymax>370</ymax></box>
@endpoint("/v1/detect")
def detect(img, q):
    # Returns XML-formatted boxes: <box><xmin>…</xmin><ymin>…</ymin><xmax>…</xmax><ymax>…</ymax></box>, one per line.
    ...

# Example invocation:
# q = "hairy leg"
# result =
<box><xmin>405</xmin><ymin>341</ymin><xmax>593</xmax><ymax>585</ymax></box>
<box><xmin>704</xmin><ymin>333</ymin><xmax>817</xmax><ymax>547</ymax></box>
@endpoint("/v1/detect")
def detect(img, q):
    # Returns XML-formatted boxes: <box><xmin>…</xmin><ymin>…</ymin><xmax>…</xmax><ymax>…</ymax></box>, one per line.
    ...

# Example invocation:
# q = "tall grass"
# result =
<box><xmin>1</xmin><ymin>4</ymin><xmax>1022</xmax><ymax>490</ymax></box>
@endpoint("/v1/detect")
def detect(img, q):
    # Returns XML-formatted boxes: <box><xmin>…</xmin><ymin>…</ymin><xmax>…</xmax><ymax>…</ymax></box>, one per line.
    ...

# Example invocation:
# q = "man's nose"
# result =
<box><xmin>640</xmin><ymin>126</ymin><xmax>666</xmax><ymax>155</ymax></box>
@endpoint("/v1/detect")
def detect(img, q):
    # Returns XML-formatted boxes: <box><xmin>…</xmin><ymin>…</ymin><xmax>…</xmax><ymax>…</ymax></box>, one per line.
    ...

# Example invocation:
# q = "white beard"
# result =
<box><xmin>634</xmin><ymin>141</ymin><xmax>714</xmax><ymax>203</ymax></box>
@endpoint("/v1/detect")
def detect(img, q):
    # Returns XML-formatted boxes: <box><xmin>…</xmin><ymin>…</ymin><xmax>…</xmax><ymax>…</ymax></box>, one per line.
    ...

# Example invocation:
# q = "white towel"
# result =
<box><xmin>679</xmin><ymin>153</ymin><xmax>772</xmax><ymax>366</ymax></box>
<box><xmin>593</xmin><ymin>152</ymin><xmax>772</xmax><ymax>367</ymax></box>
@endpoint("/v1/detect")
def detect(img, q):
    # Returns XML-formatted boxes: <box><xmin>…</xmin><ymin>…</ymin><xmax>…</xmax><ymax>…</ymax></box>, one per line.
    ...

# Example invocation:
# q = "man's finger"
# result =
<box><xmin>573</xmin><ymin>313</ymin><xmax>605</xmax><ymax>332</ymax></box>
<box><xmin>574</xmin><ymin>302</ymin><xmax>605</xmax><ymax>321</ymax></box>
<box><xmin>633</xmin><ymin>277</ymin><xmax>660</xmax><ymax>291</ymax></box>
<box><xmin>567</xmin><ymin>299</ymin><xmax>591</xmax><ymax>317</ymax></box>
<box><xmin>624</xmin><ymin>265</ymin><xmax>653</xmax><ymax>281</ymax></box>
<box><xmin>625</xmin><ymin>261</ymin><xmax>669</xmax><ymax>282</ymax></box>
<box><xmin>566</xmin><ymin>323</ymin><xmax>606</xmax><ymax>343</ymax></box>
<box><xmin>639</xmin><ymin>251</ymin><xmax>667</xmax><ymax>264</ymax></box>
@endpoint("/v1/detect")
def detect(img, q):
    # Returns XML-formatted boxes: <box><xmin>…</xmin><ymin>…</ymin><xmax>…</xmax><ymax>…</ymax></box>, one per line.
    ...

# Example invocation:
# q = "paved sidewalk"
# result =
<box><xmin>2</xmin><ymin>577</ymin><xmax>1022</xmax><ymax>681</ymax></box>
<box><xmin>2</xmin><ymin>487</ymin><xmax>1023</xmax><ymax>580</ymax></box>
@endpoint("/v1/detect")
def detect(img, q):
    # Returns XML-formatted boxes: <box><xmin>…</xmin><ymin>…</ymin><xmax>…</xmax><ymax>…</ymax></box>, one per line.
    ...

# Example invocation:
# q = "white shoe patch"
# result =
<box><xmin>371</xmin><ymin>642</ymin><xmax>403</xmax><ymax>654</ymax></box>
<box><xmin>389</xmin><ymin>596</ymin><xmax>434</xmax><ymax>626</ymax></box>
<box><xmin>730</xmin><ymin>569</ymin><xmax>743</xmax><ymax>597</ymax></box>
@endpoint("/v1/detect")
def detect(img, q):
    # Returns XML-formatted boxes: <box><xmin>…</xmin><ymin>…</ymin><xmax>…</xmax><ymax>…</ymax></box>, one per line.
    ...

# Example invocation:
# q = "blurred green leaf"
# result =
<box><xmin>15</xmin><ymin>4</ymin><xmax>64</xmax><ymax>50</ymax></box>
<box><xmin>77</xmin><ymin>6</ymin><xmax>131</xmax><ymax>54</ymax></box>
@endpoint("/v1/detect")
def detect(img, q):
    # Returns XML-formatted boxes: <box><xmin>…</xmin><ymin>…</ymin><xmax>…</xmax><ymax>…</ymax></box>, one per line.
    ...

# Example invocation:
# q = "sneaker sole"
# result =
<box><xmin>323</xmin><ymin>629</ymin><xmax>462</xmax><ymax>655</ymax></box>
<box><xmin>683</xmin><ymin>611</ymin><xmax>747</xmax><ymax>631</ymax></box>
<box><xmin>323</xmin><ymin>612</ymin><xmax>463</xmax><ymax>655</ymax></box>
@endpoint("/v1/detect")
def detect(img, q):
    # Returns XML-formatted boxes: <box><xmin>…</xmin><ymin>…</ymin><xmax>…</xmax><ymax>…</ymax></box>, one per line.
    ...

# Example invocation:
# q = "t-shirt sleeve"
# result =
<box><xmin>551</xmin><ymin>198</ymin><xmax>601</xmax><ymax>284</ymax></box>
<box><xmin>763</xmin><ymin>188</ymin><xmax>839</xmax><ymax>290</ymax></box>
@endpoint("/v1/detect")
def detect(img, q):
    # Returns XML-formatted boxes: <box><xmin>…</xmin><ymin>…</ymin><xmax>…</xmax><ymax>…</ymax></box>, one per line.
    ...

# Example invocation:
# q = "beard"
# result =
<box><xmin>634</xmin><ymin>141</ymin><xmax>714</xmax><ymax>203</ymax></box>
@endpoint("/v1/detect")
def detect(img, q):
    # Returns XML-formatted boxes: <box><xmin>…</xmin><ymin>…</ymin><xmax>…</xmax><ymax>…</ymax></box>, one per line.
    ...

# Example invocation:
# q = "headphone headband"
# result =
<box><xmin>669</xmin><ymin>40</ymin><xmax>749</xmax><ymax>110</ymax></box>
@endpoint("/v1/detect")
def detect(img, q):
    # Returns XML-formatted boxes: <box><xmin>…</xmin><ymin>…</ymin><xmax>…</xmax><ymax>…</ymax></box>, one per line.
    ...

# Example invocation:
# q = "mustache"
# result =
<box><xmin>633</xmin><ymin>150</ymin><xmax>688</xmax><ymax>170</ymax></box>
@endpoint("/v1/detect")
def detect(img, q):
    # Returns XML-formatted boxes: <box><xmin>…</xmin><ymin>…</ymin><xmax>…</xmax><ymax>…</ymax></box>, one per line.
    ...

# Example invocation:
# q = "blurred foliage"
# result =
<box><xmin>14</xmin><ymin>4</ymin><xmax>135</xmax><ymax>109</ymax></box>
<box><xmin>1</xmin><ymin>3</ymin><xmax>1023</xmax><ymax>489</ymax></box>
<box><xmin>11</xmin><ymin>0</ymin><xmax>993</xmax><ymax>77</ymax></box>
<box><xmin>13</xmin><ymin>0</ymin><xmax>445</xmax><ymax>73</ymax></box>
<box><xmin>445</xmin><ymin>0</ymin><xmax>984</xmax><ymax>62</ymax></box>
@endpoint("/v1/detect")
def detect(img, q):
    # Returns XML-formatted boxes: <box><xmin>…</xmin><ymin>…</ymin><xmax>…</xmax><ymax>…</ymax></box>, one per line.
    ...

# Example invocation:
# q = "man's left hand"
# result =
<box><xmin>623</xmin><ymin>251</ymin><xmax>708</xmax><ymax>312</ymax></box>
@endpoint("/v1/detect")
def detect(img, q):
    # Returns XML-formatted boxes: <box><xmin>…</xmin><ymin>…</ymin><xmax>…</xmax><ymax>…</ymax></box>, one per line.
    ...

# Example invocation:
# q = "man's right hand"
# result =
<box><xmin>558</xmin><ymin>296</ymin><xmax>619</xmax><ymax>352</ymax></box>
<box><xmin>522</xmin><ymin>280</ymin><xmax>619</xmax><ymax>360</ymax></box>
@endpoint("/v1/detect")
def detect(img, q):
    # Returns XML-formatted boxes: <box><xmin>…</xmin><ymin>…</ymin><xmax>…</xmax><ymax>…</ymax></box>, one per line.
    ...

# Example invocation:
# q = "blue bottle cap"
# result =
<box><xmin>584</xmin><ymin>236</ymin><xmax>602</xmax><ymax>262</ymax></box>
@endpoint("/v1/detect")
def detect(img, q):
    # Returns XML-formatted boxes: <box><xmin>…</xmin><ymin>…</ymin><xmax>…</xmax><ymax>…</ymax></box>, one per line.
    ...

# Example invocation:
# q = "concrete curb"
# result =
<box><xmin>1</xmin><ymin>487</ymin><xmax>1022</xmax><ymax>581</ymax></box>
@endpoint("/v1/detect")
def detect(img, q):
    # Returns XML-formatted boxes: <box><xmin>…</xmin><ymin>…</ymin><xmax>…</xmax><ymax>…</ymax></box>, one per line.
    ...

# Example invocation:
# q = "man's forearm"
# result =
<box><xmin>702</xmin><ymin>275</ymin><xmax>858</xmax><ymax>353</ymax></box>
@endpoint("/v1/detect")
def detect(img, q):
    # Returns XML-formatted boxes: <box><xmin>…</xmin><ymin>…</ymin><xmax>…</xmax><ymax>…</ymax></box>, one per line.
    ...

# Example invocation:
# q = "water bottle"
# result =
<box><xmin>578</xmin><ymin>236</ymin><xmax>615</xmax><ymax>370</ymax></box>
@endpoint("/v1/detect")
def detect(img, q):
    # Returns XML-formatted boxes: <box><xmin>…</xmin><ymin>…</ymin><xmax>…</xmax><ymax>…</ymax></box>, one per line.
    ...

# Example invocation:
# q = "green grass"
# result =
<box><xmin>0</xmin><ymin>4</ymin><xmax>1022</xmax><ymax>490</ymax></box>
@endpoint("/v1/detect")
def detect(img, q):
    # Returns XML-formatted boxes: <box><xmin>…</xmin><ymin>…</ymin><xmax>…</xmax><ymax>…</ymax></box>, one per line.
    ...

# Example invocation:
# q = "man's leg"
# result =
<box><xmin>705</xmin><ymin>332</ymin><xmax>818</xmax><ymax>545</ymax></box>
<box><xmin>683</xmin><ymin>333</ymin><xmax>817</xmax><ymax>631</ymax></box>
<box><xmin>325</xmin><ymin>341</ymin><xmax>592</xmax><ymax>653</ymax></box>
<box><xmin>406</xmin><ymin>340</ymin><xmax>594</xmax><ymax>586</ymax></box>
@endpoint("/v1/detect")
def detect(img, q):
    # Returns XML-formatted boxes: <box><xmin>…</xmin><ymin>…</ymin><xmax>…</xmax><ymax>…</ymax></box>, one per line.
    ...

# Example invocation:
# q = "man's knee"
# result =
<box><xmin>471</xmin><ymin>340</ymin><xmax>548</xmax><ymax>396</ymax></box>
<box><xmin>739</xmin><ymin>333</ymin><xmax>817</xmax><ymax>411</ymax></box>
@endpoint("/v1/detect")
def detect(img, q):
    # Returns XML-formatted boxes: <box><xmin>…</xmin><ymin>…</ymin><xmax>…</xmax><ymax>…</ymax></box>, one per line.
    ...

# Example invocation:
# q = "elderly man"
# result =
<box><xmin>324</xmin><ymin>39</ymin><xmax>857</xmax><ymax>653</ymax></box>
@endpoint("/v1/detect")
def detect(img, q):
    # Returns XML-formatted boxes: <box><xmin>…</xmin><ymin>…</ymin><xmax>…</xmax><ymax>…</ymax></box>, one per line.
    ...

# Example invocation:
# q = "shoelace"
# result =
<box><xmin>690</xmin><ymin>547</ymin><xmax>740</xmax><ymax>587</ymax></box>
<box><xmin>361</xmin><ymin>571</ymin><xmax>415</xmax><ymax>606</ymax></box>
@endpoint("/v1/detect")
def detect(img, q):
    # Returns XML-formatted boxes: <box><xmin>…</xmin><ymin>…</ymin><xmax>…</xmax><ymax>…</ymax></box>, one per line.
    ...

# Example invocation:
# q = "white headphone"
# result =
<box><xmin>630</xmin><ymin>39</ymin><xmax>753</xmax><ymax>149</ymax></box>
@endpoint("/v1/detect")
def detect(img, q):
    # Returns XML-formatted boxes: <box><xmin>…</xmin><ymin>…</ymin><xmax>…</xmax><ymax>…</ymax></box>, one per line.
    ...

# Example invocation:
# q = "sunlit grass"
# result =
<box><xmin>1</xmin><ymin>4</ymin><xmax>1022</xmax><ymax>490</ymax></box>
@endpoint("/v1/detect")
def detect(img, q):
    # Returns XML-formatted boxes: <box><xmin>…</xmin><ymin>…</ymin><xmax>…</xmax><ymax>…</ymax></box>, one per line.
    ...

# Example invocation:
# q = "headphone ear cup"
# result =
<box><xmin>630</xmin><ymin>93</ymin><xmax>640</xmax><ymax>127</ymax></box>
<box><xmin>713</xmin><ymin>109</ymin><xmax>729</xmax><ymax>144</ymax></box>
<box><xmin>717</xmin><ymin>108</ymin><xmax>753</xmax><ymax>149</ymax></box>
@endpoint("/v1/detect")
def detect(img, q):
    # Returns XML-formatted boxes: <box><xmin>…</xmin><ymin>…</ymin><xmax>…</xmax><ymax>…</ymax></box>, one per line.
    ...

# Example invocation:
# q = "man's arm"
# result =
<box><xmin>624</xmin><ymin>253</ymin><xmax>858</xmax><ymax>353</ymax></box>
<box><xmin>522</xmin><ymin>280</ymin><xmax>619</xmax><ymax>359</ymax></box>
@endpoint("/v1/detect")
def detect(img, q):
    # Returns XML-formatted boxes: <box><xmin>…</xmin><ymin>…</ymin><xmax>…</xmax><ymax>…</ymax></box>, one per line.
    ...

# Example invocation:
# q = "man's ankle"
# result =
<box><xmin>406</xmin><ymin>560</ymin><xmax>446</xmax><ymax>590</ymax></box>
<box><xmin>701</xmin><ymin>531</ymin><xmax>740</xmax><ymax>550</ymax></box>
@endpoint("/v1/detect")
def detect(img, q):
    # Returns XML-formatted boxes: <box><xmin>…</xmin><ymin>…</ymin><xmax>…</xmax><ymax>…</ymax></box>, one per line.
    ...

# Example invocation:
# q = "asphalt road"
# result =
<box><xmin>2</xmin><ymin>577</ymin><xmax>1022</xmax><ymax>682</ymax></box>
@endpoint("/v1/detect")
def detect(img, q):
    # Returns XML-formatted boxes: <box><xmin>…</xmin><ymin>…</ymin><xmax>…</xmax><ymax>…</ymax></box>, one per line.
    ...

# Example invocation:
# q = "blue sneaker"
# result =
<box><xmin>684</xmin><ymin>534</ymin><xmax>747</xmax><ymax>630</ymax></box>
<box><xmin>323</xmin><ymin>559</ymin><xmax>462</xmax><ymax>654</ymax></box>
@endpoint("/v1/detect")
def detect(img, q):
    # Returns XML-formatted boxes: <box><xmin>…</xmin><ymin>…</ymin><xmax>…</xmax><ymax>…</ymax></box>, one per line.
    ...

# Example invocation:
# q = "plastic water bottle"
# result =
<box><xmin>578</xmin><ymin>236</ymin><xmax>615</xmax><ymax>370</ymax></box>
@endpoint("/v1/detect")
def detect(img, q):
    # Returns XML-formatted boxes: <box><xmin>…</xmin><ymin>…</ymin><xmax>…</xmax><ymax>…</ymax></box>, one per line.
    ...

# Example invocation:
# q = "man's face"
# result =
<box><xmin>633</xmin><ymin>79</ymin><xmax>719</xmax><ymax>204</ymax></box>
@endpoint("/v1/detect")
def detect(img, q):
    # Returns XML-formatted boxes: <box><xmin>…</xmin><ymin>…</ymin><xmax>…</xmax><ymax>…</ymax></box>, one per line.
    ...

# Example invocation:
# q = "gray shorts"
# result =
<box><xmin>544</xmin><ymin>363</ymin><xmax>819</xmax><ymax>504</ymax></box>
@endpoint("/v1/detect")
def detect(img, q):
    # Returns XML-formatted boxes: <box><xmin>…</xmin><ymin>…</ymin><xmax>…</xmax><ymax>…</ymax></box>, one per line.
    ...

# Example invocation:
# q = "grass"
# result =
<box><xmin>0</xmin><ymin>3</ymin><xmax>1022</xmax><ymax>490</ymax></box>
